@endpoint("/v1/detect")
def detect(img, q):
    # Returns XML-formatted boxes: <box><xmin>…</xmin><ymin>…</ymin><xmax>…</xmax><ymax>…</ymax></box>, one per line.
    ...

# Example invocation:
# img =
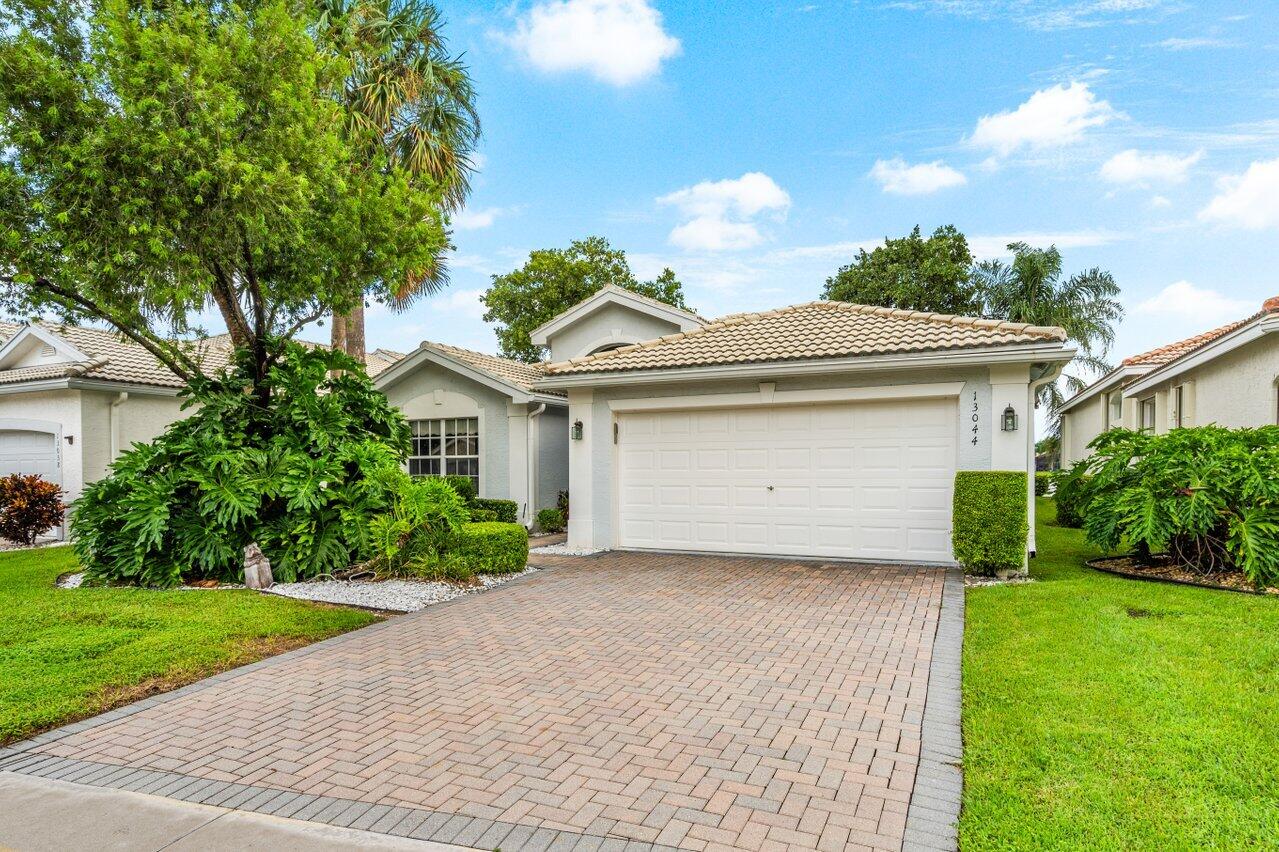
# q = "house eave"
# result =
<box><xmin>1124</xmin><ymin>315</ymin><xmax>1279</xmax><ymax>397</ymax></box>
<box><xmin>529</xmin><ymin>287</ymin><xmax>704</xmax><ymax>346</ymax></box>
<box><xmin>535</xmin><ymin>342</ymin><xmax>1077</xmax><ymax>390</ymax></box>
<box><xmin>1057</xmin><ymin>364</ymin><xmax>1151</xmax><ymax>414</ymax></box>
<box><xmin>0</xmin><ymin>377</ymin><xmax>184</xmax><ymax>397</ymax></box>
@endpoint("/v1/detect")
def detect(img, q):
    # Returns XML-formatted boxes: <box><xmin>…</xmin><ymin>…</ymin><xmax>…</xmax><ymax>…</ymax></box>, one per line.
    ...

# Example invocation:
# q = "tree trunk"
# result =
<box><xmin>345</xmin><ymin>300</ymin><xmax>365</xmax><ymax>365</ymax></box>
<box><xmin>331</xmin><ymin>311</ymin><xmax>347</xmax><ymax>354</ymax></box>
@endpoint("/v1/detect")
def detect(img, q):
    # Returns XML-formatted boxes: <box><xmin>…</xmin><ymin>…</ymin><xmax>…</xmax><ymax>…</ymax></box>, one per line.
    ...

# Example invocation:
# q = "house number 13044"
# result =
<box><xmin>971</xmin><ymin>391</ymin><xmax>979</xmax><ymax>446</ymax></box>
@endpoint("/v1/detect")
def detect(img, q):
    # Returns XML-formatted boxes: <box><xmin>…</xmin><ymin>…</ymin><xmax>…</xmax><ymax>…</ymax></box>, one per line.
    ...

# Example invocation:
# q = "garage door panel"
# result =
<box><xmin>617</xmin><ymin>397</ymin><xmax>957</xmax><ymax>562</ymax></box>
<box><xmin>0</xmin><ymin>430</ymin><xmax>60</xmax><ymax>485</ymax></box>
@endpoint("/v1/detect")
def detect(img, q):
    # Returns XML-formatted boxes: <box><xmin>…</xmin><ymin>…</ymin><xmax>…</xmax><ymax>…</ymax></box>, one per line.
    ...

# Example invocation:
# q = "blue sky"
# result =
<box><xmin>363</xmin><ymin>0</ymin><xmax>1279</xmax><ymax>380</ymax></box>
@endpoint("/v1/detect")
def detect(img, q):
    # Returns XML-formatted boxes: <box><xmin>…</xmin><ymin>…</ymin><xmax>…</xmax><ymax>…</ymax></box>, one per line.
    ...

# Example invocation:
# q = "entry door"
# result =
<box><xmin>616</xmin><ymin>398</ymin><xmax>957</xmax><ymax>562</ymax></box>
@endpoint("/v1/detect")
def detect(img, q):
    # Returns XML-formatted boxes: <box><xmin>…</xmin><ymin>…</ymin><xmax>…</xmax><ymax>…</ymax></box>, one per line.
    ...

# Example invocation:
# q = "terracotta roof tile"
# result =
<box><xmin>1121</xmin><ymin>316</ymin><xmax>1257</xmax><ymax>366</ymax></box>
<box><xmin>542</xmin><ymin>301</ymin><xmax>1067</xmax><ymax>376</ymax></box>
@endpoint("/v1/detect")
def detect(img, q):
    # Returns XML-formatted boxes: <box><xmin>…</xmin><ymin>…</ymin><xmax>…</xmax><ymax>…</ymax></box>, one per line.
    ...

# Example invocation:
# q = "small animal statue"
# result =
<box><xmin>243</xmin><ymin>543</ymin><xmax>274</xmax><ymax>589</ymax></box>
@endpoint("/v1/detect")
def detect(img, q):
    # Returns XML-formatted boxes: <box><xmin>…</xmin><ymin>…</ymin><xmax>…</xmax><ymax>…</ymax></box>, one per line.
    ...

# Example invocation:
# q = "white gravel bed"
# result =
<box><xmin>55</xmin><ymin>572</ymin><xmax>245</xmax><ymax>590</ymax></box>
<box><xmin>57</xmin><ymin>572</ymin><xmax>84</xmax><ymax>589</ymax></box>
<box><xmin>265</xmin><ymin>565</ymin><xmax>539</xmax><ymax>612</ymax></box>
<box><xmin>529</xmin><ymin>543</ymin><xmax>608</xmax><ymax>557</ymax></box>
<box><xmin>964</xmin><ymin>574</ymin><xmax>1036</xmax><ymax>588</ymax></box>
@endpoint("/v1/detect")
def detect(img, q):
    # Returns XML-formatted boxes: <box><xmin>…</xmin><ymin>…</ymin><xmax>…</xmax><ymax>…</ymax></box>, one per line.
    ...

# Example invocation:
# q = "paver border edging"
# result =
<box><xmin>902</xmin><ymin>565</ymin><xmax>963</xmax><ymax>852</ymax></box>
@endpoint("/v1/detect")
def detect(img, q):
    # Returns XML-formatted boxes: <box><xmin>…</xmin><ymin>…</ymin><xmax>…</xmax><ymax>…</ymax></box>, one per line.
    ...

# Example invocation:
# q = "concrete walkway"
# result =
<box><xmin>0</xmin><ymin>772</ymin><xmax>471</xmax><ymax>851</ymax></box>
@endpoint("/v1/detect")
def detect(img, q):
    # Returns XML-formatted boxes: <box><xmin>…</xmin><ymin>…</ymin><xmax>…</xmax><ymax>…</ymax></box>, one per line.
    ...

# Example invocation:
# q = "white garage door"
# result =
<box><xmin>0</xmin><ymin>430</ymin><xmax>61</xmax><ymax>483</ymax></box>
<box><xmin>617</xmin><ymin>398</ymin><xmax>957</xmax><ymax>562</ymax></box>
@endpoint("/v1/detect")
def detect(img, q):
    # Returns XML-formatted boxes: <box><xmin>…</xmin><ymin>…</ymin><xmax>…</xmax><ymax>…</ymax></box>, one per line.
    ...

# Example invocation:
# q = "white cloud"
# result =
<box><xmin>1135</xmin><ymin>280</ymin><xmax>1252</xmax><ymax>321</ymax></box>
<box><xmin>887</xmin><ymin>0</ymin><xmax>1173</xmax><ymax>30</ymax></box>
<box><xmin>969</xmin><ymin>81</ymin><xmax>1117</xmax><ymax>158</ymax></box>
<box><xmin>658</xmin><ymin>172</ymin><xmax>791</xmax><ymax>252</ymax></box>
<box><xmin>1157</xmin><ymin>36</ymin><xmax>1230</xmax><ymax>50</ymax></box>
<box><xmin>1200</xmin><ymin>158</ymin><xmax>1279</xmax><ymax>230</ymax></box>
<box><xmin>1100</xmin><ymin>149</ymin><xmax>1202</xmax><ymax>186</ymax></box>
<box><xmin>1149</xmin><ymin>195</ymin><xmax>1172</xmax><ymax>208</ymax></box>
<box><xmin>868</xmin><ymin>158</ymin><xmax>967</xmax><ymax>195</ymax></box>
<box><xmin>433</xmin><ymin>287</ymin><xmax>488</xmax><ymax>319</ymax></box>
<box><xmin>503</xmin><ymin>0</ymin><xmax>680</xmax><ymax>86</ymax></box>
<box><xmin>968</xmin><ymin>229</ymin><xmax>1124</xmax><ymax>258</ymax></box>
<box><xmin>453</xmin><ymin>206</ymin><xmax>520</xmax><ymax>231</ymax></box>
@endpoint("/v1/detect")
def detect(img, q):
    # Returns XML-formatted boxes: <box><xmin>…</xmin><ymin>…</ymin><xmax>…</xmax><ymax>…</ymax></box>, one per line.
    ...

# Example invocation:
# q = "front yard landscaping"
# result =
<box><xmin>0</xmin><ymin>546</ymin><xmax>378</xmax><ymax>746</ymax></box>
<box><xmin>962</xmin><ymin>497</ymin><xmax>1279</xmax><ymax>848</ymax></box>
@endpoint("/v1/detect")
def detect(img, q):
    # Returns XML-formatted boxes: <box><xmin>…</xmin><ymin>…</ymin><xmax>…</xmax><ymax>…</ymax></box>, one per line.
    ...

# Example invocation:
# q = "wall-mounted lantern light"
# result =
<box><xmin>571</xmin><ymin>419</ymin><xmax>584</xmax><ymax>440</ymax></box>
<box><xmin>1001</xmin><ymin>405</ymin><xmax>1018</xmax><ymax>432</ymax></box>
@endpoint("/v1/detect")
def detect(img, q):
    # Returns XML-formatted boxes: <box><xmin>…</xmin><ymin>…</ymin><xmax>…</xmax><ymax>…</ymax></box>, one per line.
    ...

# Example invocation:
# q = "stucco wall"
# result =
<box><xmin>379</xmin><ymin>360</ymin><xmax>512</xmax><ymax>500</ymax></box>
<box><xmin>546</xmin><ymin>303</ymin><xmax>683</xmax><ymax>362</ymax></box>
<box><xmin>79</xmin><ymin>390</ymin><xmax>189</xmax><ymax>485</ymax></box>
<box><xmin>1062</xmin><ymin>393</ymin><xmax>1106</xmax><ymax>465</ymax></box>
<box><xmin>0</xmin><ymin>389</ymin><xmax>84</xmax><ymax>508</ymax></box>
<box><xmin>536</xmin><ymin>406</ymin><xmax>570</xmax><ymax>513</ymax></box>
<box><xmin>570</xmin><ymin>365</ymin><xmax>1001</xmax><ymax>551</ymax></box>
<box><xmin>1162</xmin><ymin>334</ymin><xmax>1279</xmax><ymax>428</ymax></box>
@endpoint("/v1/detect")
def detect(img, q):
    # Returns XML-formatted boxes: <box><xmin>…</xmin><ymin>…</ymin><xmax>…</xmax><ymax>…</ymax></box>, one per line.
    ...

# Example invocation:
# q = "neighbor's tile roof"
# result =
<box><xmin>0</xmin><ymin>322</ymin><xmax>405</xmax><ymax>388</ymax></box>
<box><xmin>542</xmin><ymin>301</ymin><xmax>1067</xmax><ymax>375</ymax></box>
<box><xmin>427</xmin><ymin>341</ymin><xmax>565</xmax><ymax>396</ymax></box>
<box><xmin>1121</xmin><ymin>317</ymin><xmax>1256</xmax><ymax>366</ymax></box>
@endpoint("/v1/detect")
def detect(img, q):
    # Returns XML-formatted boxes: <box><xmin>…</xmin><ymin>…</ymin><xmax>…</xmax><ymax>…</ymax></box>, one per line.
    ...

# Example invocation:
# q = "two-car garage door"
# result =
<box><xmin>617</xmin><ymin>397</ymin><xmax>957</xmax><ymax>563</ymax></box>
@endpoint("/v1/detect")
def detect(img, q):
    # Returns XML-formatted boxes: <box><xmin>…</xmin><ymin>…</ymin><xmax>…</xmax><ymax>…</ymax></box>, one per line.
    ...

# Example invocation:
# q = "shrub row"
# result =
<box><xmin>451</xmin><ymin>522</ymin><xmax>529</xmax><ymax>575</ymax></box>
<box><xmin>536</xmin><ymin>507</ymin><xmax>566</xmax><ymax>533</ymax></box>
<box><xmin>1034</xmin><ymin>471</ymin><xmax>1052</xmax><ymax>497</ymax></box>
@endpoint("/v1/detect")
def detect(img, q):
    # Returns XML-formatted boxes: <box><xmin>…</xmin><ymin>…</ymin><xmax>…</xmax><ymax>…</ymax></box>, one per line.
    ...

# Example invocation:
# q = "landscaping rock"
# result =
<box><xmin>243</xmin><ymin>544</ymin><xmax>273</xmax><ymax>589</ymax></box>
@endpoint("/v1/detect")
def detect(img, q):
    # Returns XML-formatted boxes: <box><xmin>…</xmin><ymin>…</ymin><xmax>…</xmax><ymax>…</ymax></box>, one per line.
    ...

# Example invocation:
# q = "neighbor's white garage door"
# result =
<box><xmin>617</xmin><ymin>398</ymin><xmax>957</xmax><ymax>562</ymax></box>
<box><xmin>0</xmin><ymin>430</ymin><xmax>60</xmax><ymax>483</ymax></box>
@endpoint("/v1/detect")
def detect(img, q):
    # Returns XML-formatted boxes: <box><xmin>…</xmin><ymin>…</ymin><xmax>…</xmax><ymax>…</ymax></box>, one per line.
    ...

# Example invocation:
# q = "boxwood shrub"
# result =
<box><xmin>468</xmin><ymin>508</ymin><xmax>498</xmax><ymax>522</ymax></box>
<box><xmin>536</xmin><ymin>507</ymin><xmax>566</xmax><ymax>533</ymax></box>
<box><xmin>474</xmin><ymin>498</ymin><xmax>518</xmax><ymax>524</ymax></box>
<box><xmin>1034</xmin><ymin>471</ymin><xmax>1052</xmax><ymax>497</ymax></box>
<box><xmin>451</xmin><ymin>522</ymin><xmax>528</xmax><ymax>575</ymax></box>
<box><xmin>1052</xmin><ymin>464</ymin><xmax>1090</xmax><ymax>528</ymax></box>
<box><xmin>952</xmin><ymin>471</ymin><xmax>1028</xmax><ymax>575</ymax></box>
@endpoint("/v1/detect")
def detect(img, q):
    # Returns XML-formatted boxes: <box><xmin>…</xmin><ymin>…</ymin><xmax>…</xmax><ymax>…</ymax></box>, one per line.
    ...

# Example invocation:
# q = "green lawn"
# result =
<box><xmin>962</xmin><ymin>497</ymin><xmax>1279</xmax><ymax>849</ymax></box>
<box><xmin>0</xmin><ymin>546</ymin><xmax>378</xmax><ymax>745</ymax></box>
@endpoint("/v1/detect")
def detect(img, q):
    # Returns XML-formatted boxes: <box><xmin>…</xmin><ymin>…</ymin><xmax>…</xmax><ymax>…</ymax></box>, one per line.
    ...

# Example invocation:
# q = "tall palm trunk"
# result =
<box><xmin>339</xmin><ymin>302</ymin><xmax>365</xmax><ymax>363</ymax></box>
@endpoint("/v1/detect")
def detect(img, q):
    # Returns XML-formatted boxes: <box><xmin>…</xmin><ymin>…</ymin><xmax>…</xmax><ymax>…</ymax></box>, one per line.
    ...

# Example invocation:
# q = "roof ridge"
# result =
<box><xmin>427</xmin><ymin>339</ymin><xmax>544</xmax><ymax>371</ymax></box>
<box><xmin>815</xmin><ymin>300</ymin><xmax>1067</xmax><ymax>340</ymax></box>
<box><xmin>1121</xmin><ymin>313</ymin><xmax>1260</xmax><ymax>366</ymax></box>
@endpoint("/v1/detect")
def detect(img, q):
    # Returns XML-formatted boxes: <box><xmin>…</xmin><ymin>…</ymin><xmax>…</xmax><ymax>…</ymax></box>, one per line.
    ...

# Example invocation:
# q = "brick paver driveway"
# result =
<box><xmin>2</xmin><ymin>553</ymin><xmax>960</xmax><ymax>851</ymax></box>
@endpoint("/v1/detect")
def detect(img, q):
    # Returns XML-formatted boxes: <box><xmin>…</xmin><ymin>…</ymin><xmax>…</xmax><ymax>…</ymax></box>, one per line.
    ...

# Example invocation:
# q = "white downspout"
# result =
<box><xmin>109</xmin><ymin>392</ymin><xmax>129</xmax><ymax>462</ymax></box>
<box><xmin>525</xmin><ymin>403</ymin><xmax>546</xmax><ymax>528</ymax></box>
<box><xmin>1027</xmin><ymin>362</ymin><xmax>1066</xmax><ymax>558</ymax></box>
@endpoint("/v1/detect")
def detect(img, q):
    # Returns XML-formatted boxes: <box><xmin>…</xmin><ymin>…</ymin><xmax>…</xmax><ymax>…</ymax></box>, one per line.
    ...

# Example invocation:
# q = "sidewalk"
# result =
<box><xmin>0</xmin><ymin>772</ymin><xmax>474</xmax><ymax>851</ymax></box>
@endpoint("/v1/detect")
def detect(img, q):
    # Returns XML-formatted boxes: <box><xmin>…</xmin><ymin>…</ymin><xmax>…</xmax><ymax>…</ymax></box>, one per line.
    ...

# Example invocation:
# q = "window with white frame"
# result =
<box><xmin>1139</xmin><ymin>398</ymin><xmax>1157</xmax><ymax>433</ymax></box>
<box><xmin>408</xmin><ymin>418</ymin><xmax>479</xmax><ymax>490</ymax></box>
<box><xmin>1108</xmin><ymin>391</ymin><xmax>1123</xmax><ymax>427</ymax></box>
<box><xmin>1172</xmin><ymin>385</ymin><xmax>1185</xmax><ymax>428</ymax></box>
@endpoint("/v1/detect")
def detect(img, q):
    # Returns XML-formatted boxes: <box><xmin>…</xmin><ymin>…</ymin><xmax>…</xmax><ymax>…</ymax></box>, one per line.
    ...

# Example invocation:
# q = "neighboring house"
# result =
<box><xmin>536</xmin><ymin>301</ymin><xmax>1074</xmax><ymax>565</ymax></box>
<box><xmin>0</xmin><ymin>321</ymin><xmax>400</xmax><ymax>534</ymax></box>
<box><xmin>1059</xmin><ymin>295</ymin><xmax>1279</xmax><ymax>466</ymax></box>
<box><xmin>371</xmin><ymin>284</ymin><xmax>710</xmax><ymax>526</ymax></box>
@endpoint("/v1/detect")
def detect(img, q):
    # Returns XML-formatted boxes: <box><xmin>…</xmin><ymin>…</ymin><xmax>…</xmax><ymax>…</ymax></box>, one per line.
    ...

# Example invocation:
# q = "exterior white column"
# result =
<box><xmin>506</xmin><ymin>403</ymin><xmax>530</xmax><ymax>523</ymax></box>
<box><xmin>990</xmin><ymin>364</ymin><xmax>1032</xmax><ymax>574</ymax></box>
<box><xmin>566</xmin><ymin>389</ymin><xmax>594</xmax><ymax>549</ymax></box>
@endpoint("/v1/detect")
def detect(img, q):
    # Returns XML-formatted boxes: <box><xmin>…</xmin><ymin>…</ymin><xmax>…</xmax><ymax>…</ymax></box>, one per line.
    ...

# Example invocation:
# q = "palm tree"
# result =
<box><xmin>317</xmin><ymin>0</ymin><xmax>480</xmax><ymax>362</ymax></box>
<box><xmin>972</xmin><ymin>242</ymin><xmax>1123</xmax><ymax>427</ymax></box>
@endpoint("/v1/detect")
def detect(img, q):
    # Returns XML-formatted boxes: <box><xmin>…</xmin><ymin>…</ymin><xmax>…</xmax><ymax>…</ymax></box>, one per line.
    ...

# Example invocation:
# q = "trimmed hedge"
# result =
<box><xmin>536</xmin><ymin>507</ymin><xmax>566</xmax><ymax>533</ymax></box>
<box><xmin>1034</xmin><ymin>471</ymin><xmax>1052</xmax><ymax>496</ymax></box>
<box><xmin>468</xmin><ymin>508</ymin><xmax>498</xmax><ymax>522</ymax></box>
<box><xmin>451</xmin><ymin>522</ymin><xmax>528</xmax><ymax>575</ymax></box>
<box><xmin>442</xmin><ymin>475</ymin><xmax>477</xmax><ymax>504</ymax></box>
<box><xmin>474</xmin><ymin>498</ymin><xmax>518</xmax><ymax>524</ymax></box>
<box><xmin>952</xmin><ymin>471</ymin><xmax>1028</xmax><ymax>575</ymax></box>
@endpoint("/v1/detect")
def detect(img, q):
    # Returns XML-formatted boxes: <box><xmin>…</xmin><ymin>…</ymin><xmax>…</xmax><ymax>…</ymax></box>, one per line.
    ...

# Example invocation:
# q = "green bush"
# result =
<box><xmin>442</xmin><ymin>475</ymin><xmax>477</xmax><ymax>504</ymax></box>
<box><xmin>468</xmin><ymin>507</ymin><xmax>498</xmax><ymax>522</ymax></box>
<box><xmin>474</xmin><ymin>498</ymin><xmax>518</xmax><ymax>524</ymax></box>
<box><xmin>1034</xmin><ymin>471</ymin><xmax>1052</xmax><ymax>497</ymax></box>
<box><xmin>952</xmin><ymin>471</ymin><xmax>1028</xmax><ymax>575</ymax></box>
<box><xmin>1079</xmin><ymin>426</ymin><xmax>1279</xmax><ymax>587</ymax></box>
<box><xmin>366</xmin><ymin>474</ymin><xmax>470</xmax><ymax>578</ymax></box>
<box><xmin>73</xmin><ymin>343</ymin><xmax>410</xmax><ymax>587</ymax></box>
<box><xmin>451</xmin><ymin>522</ymin><xmax>528</xmax><ymax>575</ymax></box>
<box><xmin>536</xmin><ymin>507</ymin><xmax>565</xmax><ymax>533</ymax></box>
<box><xmin>1053</xmin><ymin>464</ymin><xmax>1091</xmax><ymax>528</ymax></box>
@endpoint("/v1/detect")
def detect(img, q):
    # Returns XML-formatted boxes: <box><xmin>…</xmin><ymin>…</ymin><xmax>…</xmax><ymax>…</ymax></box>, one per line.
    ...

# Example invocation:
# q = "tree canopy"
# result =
<box><xmin>973</xmin><ymin>241</ymin><xmax>1123</xmax><ymax>416</ymax></box>
<box><xmin>481</xmin><ymin>236</ymin><xmax>691</xmax><ymax>363</ymax></box>
<box><xmin>0</xmin><ymin>0</ymin><xmax>453</xmax><ymax>394</ymax></box>
<box><xmin>821</xmin><ymin>225</ymin><xmax>978</xmax><ymax>315</ymax></box>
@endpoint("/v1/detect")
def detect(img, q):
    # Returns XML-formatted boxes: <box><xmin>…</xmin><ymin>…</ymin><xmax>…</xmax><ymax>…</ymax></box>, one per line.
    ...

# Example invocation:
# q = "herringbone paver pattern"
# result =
<box><xmin>20</xmin><ymin>554</ymin><xmax>945</xmax><ymax>850</ymax></box>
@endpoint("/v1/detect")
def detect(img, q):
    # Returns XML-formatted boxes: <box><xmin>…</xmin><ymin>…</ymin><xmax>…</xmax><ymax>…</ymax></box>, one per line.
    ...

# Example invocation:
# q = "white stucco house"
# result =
<box><xmin>0</xmin><ymin>321</ymin><xmax>402</xmax><ymax>535</ymax></box>
<box><xmin>1059</xmin><ymin>295</ymin><xmax>1279</xmax><ymax>466</ymax></box>
<box><xmin>534</xmin><ymin>301</ymin><xmax>1075</xmax><ymax>564</ymax></box>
